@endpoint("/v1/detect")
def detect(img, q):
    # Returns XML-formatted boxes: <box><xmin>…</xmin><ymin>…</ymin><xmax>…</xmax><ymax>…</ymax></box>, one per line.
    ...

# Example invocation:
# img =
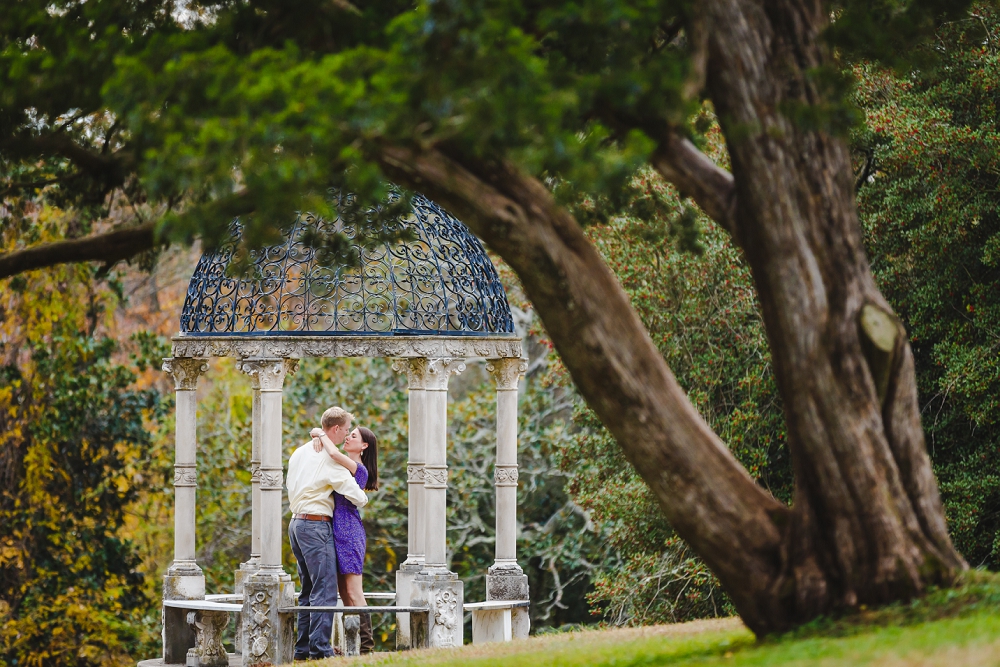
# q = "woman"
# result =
<box><xmin>311</xmin><ymin>425</ymin><xmax>379</xmax><ymax>653</ymax></box>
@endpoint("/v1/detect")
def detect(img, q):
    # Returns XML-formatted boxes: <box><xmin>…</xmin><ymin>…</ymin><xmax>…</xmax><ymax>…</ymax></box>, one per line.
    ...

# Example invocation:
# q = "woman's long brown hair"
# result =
<box><xmin>358</xmin><ymin>426</ymin><xmax>379</xmax><ymax>491</ymax></box>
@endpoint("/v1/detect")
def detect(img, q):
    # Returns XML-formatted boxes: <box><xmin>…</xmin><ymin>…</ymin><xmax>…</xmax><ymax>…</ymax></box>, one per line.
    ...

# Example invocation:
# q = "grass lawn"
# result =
<box><xmin>313</xmin><ymin>571</ymin><xmax>1000</xmax><ymax>667</ymax></box>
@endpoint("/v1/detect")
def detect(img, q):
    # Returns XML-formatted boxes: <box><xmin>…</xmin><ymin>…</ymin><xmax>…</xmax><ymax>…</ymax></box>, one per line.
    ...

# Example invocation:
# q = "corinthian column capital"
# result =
<box><xmin>162</xmin><ymin>358</ymin><xmax>210</xmax><ymax>391</ymax></box>
<box><xmin>237</xmin><ymin>358</ymin><xmax>299</xmax><ymax>392</ymax></box>
<box><xmin>392</xmin><ymin>357</ymin><xmax>465</xmax><ymax>390</ymax></box>
<box><xmin>392</xmin><ymin>357</ymin><xmax>431</xmax><ymax>390</ymax></box>
<box><xmin>486</xmin><ymin>357</ymin><xmax>527</xmax><ymax>391</ymax></box>
<box><xmin>421</xmin><ymin>358</ymin><xmax>466</xmax><ymax>391</ymax></box>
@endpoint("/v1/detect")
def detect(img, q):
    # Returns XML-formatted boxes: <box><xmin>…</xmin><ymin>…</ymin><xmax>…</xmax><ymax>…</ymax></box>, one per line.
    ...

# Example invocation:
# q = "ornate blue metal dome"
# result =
<box><xmin>179</xmin><ymin>194</ymin><xmax>515</xmax><ymax>336</ymax></box>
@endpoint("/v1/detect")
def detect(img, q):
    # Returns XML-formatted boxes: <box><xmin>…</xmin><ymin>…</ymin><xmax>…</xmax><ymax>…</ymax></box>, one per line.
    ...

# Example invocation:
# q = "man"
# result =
<box><xmin>286</xmin><ymin>406</ymin><xmax>368</xmax><ymax>660</ymax></box>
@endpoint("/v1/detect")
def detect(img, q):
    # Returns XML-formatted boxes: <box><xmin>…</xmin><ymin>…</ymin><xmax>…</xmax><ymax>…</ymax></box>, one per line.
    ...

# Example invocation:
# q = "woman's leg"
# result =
<box><xmin>342</xmin><ymin>574</ymin><xmax>373</xmax><ymax>653</ymax></box>
<box><xmin>337</xmin><ymin>573</ymin><xmax>350</xmax><ymax>604</ymax></box>
<box><xmin>341</xmin><ymin>573</ymin><xmax>367</xmax><ymax>607</ymax></box>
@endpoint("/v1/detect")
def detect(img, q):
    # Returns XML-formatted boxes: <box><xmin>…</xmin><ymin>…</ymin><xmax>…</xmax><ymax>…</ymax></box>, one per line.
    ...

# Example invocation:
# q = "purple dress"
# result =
<box><xmin>332</xmin><ymin>463</ymin><xmax>368</xmax><ymax>575</ymax></box>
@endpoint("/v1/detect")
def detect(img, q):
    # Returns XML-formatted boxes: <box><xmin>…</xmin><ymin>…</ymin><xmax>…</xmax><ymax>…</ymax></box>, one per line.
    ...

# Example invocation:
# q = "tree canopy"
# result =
<box><xmin>1</xmin><ymin>0</ymin><xmax>971</xmax><ymax>268</ymax></box>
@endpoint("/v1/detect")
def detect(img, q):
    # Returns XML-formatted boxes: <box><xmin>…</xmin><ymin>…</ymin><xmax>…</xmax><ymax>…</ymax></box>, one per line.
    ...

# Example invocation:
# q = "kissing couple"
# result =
<box><xmin>286</xmin><ymin>406</ymin><xmax>380</xmax><ymax>658</ymax></box>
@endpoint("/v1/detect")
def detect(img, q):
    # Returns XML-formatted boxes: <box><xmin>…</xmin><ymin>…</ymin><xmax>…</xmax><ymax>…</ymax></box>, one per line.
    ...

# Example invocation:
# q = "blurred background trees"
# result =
<box><xmin>0</xmin><ymin>205</ymin><xmax>165</xmax><ymax>667</ymax></box>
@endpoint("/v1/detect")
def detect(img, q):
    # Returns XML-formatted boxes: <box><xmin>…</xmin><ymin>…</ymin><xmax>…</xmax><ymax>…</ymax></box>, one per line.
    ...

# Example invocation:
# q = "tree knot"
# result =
<box><xmin>858</xmin><ymin>303</ymin><xmax>904</xmax><ymax>407</ymax></box>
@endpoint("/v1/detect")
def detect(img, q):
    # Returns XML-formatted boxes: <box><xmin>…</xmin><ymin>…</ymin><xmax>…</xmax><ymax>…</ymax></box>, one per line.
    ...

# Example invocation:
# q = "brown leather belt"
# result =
<box><xmin>293</xmin><ymin>513</ymin><xmax>331</xmax><ymax>522</ymax></box>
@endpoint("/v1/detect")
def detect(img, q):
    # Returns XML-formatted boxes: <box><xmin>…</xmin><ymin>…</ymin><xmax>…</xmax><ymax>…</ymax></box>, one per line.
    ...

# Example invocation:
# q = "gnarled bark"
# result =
<box><xmin>697</xmin><ymin>0</ymin><xmax>964</xmax><ymax>627</ymax></box>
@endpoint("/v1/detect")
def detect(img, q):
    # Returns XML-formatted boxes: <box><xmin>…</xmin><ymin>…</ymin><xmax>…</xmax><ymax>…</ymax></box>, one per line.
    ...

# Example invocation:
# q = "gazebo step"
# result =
<box><xmin>137</xmin><ymin>652</ymin><xmax>240</xmax><ymax>667</ymax></box>
<box><xmin>464</xmin><ymin>600</ymin><xmax>529</xmax><ymax>610</ymax></box>
<box><xmin>163</xmin><ymin>600</ymin><xmax>243</xmax><ymax>612</ymax></box>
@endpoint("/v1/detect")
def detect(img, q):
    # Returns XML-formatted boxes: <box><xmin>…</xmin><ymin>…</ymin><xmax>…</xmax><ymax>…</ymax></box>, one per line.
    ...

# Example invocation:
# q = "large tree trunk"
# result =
<box><xmin>378</xmin><ymin>0</ymin><xmax>966</xmax><ymax>636</ymax></box>
<box><xmin>700</xmin><ymin>0</ymin><xmax>966</xmax><ymax>624</ymax></box>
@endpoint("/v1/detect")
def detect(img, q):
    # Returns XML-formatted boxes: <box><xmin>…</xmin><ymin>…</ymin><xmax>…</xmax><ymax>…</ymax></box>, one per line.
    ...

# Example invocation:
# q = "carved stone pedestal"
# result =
<box><xmin>241</xmin><ymin>573</ymin><xmax>295</xmax><ymax>667</ymax></box>
<box><xmin>232</xmin><ymin>560</ymin><xmax>259</xmax><ymax>652</ymax></box>
<box><xmin>411</xmin><ymin>572</ymin><xmax>464</xmax><ymax>648</ymax></box>
<box><xmin>487</xmin><ymin>569</ymin><xmax>530</xmax><ymax>640</ymax></box>
<box><xmin>394</xmin><ymin>561</ymin><xmax>423</xmax><ymax>649</ymax></box>
<box><xmin>343</xmin><ymin>615</ymin><xmax>361</xmax><ymax>657</ymax></box>
<box><xmin>163</xmin><ymin>569</ymin><xmax>206</xmax><ymax>665</ymax></box>
<box><xmin>164</xmin><ymin>567</ymin><xmax>206</xmax><ymax>600</ymax></box>
<box><xmin>186</xmin><ymin>610</ymin><xmax>230</xmax><ymax>667</ymax></box>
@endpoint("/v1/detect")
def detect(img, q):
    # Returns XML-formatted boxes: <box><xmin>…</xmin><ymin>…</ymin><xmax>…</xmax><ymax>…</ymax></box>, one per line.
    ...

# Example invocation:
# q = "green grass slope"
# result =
<box><xmin>313</xmin><ymin>571</ymin><xmax>1000</xmax><ymax>667</ymax></box>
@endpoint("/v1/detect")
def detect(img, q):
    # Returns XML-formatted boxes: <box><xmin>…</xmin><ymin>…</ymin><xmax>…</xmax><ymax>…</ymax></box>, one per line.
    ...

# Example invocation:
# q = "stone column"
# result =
<box><xmin>391</xmin><ymin>357</ymin><xmax>429</xmax><ymax>650</ymax></box>
<box><xmin>485</xmin><ymin>357</ymin><xmax>530</xmax><ymax>639</ymax></box>
<box><xmin>161</xmin><ymin>357</ymin><xmax>210</xmax><ymax>664</ymax></box>
<box><xmin>233</xmin><ymin>375</ymin><xmax>263</xmax><ymax>653</ymax></box>
<box><xmin>237</xmin><ymin>357</ymin><xmax>298</xmax><ymax>667</ymax></box>
<box><xmin>411</xmin><ymin>358</ymin><xmax>465</xmax><ymax>648</ymax></box>
<box><xmin>236</xmin><ymin>378</ymin><xmax>263</xmax><ymax>594</ymax></box>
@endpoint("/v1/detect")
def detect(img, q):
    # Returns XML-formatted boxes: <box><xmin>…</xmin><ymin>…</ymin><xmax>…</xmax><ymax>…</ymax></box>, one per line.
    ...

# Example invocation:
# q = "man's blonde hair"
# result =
<box><xmin>321</xmin><ymin>406</ymin><xmax>354</xmax><ymax>429</ymax></box>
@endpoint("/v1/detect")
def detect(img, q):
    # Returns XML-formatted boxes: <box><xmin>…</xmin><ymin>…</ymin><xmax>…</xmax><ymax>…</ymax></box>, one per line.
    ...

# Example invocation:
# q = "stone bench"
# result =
<box><xmin>162</xmin><ymin>600</ymin><xmax>242</xmax><ymax>667</ymax></box>
<box><xmin>464</xmin><ymin>600</ymin><xmax>530</xmax><ymax>644</ymax></box>
<box><xmin>160</xmin><ymin>594</ymin><xmax>527</xmax><ymax>661</ymax></box>
<box><xmin>160</xmin><ymin>592</ymin><xmax>402</xmax><ymax>664</ymax></box>
<box><xmin>164</xmin><ymin>599</ymin><xmax>243</xmax><ymax>612</ymax></box>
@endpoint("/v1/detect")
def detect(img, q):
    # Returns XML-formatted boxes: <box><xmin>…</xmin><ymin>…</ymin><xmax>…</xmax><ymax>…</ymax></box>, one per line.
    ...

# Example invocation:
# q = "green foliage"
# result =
<box><xmin>2</xmin><ymin>0</ymin><xmax>700</xmax><ymax>249</ymax></box>
<box><xmin>1</xmin><ymin>0</ymin><xmax>966</xmax><ymax>256</ymax></box>
<box><xmin>828</xmin><ymin>0</ymin><xmax>978</xmax><ymax>71</ymax></box>
<box><xmin>0</xmin><ymin>0</ymin><xmax>175</xmax><ymax>222</ymax></box>
<box><xmin>0</xmin><ymin>260</ymin><xmax>165</xmax><ymax>667</ymax></box>
<box><xmin>96</xmin><ymin>0</ymin><xmax>683</xmax><ymax>242</ymax></box>
<box><xmin>853</xmin><ymin>5</ymin><xmax>1000</xmax><ymax>569</ymax></box>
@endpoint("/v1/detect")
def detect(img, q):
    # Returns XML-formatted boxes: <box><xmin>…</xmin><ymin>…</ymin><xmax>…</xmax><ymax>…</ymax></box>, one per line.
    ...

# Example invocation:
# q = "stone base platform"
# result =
<box><xmin>138</xmin><ymin>654</ymin><xmax>241</xmax><ymax>667</ymax></box>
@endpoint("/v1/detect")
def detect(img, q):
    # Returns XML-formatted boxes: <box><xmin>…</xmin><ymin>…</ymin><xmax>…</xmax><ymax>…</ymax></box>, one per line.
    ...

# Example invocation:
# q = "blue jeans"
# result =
<box><xmin>289</xmin><ymin>518</ymin><xmax>339</xmax><ymax>658</ymax></box>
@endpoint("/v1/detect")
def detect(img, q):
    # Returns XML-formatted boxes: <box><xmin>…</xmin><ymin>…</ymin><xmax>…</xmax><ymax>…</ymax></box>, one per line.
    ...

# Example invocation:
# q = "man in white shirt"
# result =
<box><xmin>286</xmin><ymin>406</ymin><xmax>368</xmax><ymax>660</ymax></box>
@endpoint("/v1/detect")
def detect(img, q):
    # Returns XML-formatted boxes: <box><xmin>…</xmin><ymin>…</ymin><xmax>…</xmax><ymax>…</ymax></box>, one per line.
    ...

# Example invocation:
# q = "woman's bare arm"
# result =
<box><xmin>312</xmin><ymin>434</ymin><xmax>358</xmax><ymax>474</ymax></box>
<box><xmin>327</xmin><ymin>444</ymin><xmax>358</xmax><ymax>474</ymax></box>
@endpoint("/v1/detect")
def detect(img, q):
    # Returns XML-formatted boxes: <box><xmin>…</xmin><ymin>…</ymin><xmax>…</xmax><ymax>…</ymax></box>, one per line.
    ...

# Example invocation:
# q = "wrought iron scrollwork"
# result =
<box><xmin>180</xmin><ymin>194</ymin><xmax>515</xmax><ymax>336</ymax></box>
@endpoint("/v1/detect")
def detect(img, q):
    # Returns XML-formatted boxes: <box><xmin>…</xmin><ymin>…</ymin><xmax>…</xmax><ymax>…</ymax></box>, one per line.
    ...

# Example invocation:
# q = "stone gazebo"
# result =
<box><xmin>152</xmin><ymin>195</ymin><xmax>529</xmax><ymax>667</ymax></box>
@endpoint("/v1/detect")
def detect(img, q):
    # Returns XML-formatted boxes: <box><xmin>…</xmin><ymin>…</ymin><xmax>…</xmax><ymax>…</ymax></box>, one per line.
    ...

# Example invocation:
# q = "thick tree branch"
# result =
<box><xmin>377</xmin><ymin>142</ymin><xmax>787</xmax><ymax>627</ymax></box>
<box><xmin>0</xmin><ymin>223</ymin><xmax>157</xmax><ymax>279</ymax></box>
<box><xmin>650</xmin><ymin>132</ymin><xmax>737</xmax><ymax>234</ymax></box>
<box><xmin>1</xmin><ymin>134</ymin><xmax>133</xmax><ymax>179</ymax></box>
